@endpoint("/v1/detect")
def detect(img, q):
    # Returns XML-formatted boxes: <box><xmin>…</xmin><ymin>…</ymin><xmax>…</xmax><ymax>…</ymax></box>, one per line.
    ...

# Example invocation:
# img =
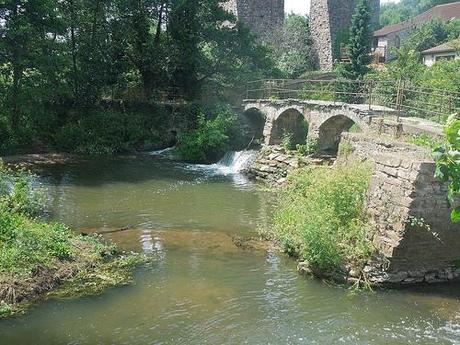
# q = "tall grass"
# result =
<box><xmin>270</xmin><ymin>161</ymin><xmax>373</xmax><ymax>272</ymax></box>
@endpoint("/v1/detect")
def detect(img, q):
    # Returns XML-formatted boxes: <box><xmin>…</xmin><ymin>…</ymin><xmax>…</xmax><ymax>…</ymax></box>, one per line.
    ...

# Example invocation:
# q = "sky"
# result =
<box><xmin>285</xmin><ymin>0</ymin><xmax>398</xmax><ymax>15</ymax></box>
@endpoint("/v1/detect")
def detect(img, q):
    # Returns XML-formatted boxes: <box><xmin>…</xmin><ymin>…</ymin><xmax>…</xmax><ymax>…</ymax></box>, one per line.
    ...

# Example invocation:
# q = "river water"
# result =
<box><xmin>1</xmin><ymin>154</ymin><xmax>459</xmax><ymax>344</ymax></box>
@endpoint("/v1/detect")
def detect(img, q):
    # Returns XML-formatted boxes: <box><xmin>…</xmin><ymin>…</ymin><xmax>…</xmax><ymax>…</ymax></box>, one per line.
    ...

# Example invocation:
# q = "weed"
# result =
<box><xmin>269</xmin><ymin>161</ymin><xmax>374</xmax><ymax>271</ymax></box>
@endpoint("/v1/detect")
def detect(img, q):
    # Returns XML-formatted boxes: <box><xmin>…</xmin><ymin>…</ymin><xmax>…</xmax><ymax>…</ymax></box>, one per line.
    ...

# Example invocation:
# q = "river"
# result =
<box><xmin>1</xmin><ymin>153</ymin><xmax>459</xmax><ymax>344</ymax></box>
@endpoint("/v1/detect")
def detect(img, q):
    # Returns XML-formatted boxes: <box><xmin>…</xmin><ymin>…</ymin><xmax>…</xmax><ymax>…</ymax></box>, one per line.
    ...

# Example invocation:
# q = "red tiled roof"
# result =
<box><xmin>374</xmin><ymin>1</ymin><xmax>460</xmax><ymax>37</ymax></box>
<box><xmin>421</xmin><ymin>40</ymin><xmax>460</xmax><ymax>54</ymax></box>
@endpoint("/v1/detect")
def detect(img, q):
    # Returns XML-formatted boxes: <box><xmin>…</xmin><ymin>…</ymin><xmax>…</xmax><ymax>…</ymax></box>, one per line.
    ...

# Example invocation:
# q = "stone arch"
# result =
<box><xmin>241</xmin><ymin>107</ymin><xmax>266</xmax><ymax>142</ymax></box>
<box><xmin>269</xmin><ymin>108</ymin><xmax>308</xmax><ymax>146</ymax></box>
<box><xmin>317</xmin><ymin>114</ymin><xmax>356</xmax><ymax>154</ymax></box>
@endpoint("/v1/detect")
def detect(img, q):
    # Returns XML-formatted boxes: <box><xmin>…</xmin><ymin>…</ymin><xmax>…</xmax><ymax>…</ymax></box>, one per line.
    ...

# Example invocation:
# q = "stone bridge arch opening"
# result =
<box><xmin>318</xmin><ymin>115</ymin><xmax>359</xmax><ymax>154</ymax></box>
<box><xmin>241</xmin><ymin>107</ymin><xmax>266</xmax><ymax>145</ymax></box>
<box><xmin>269</xmin><ymin>108</ymin><xmax>308</xmax><ymax>147</ymax></box>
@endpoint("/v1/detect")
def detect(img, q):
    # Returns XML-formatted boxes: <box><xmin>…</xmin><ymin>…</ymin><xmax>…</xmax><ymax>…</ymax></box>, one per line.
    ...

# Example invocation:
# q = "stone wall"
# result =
<box><xmin>223</xmin><ymin>0</ymin><xmax>285</xmax><ymax>43</ymax></box>
<box><xmin>311</xmin><ymin>0</ymin><xmax>380</xmax><ymax>71</ymax></box>
<box><xmin>340</xmin><ymin>133</ymin><xmax>460</xmax><ymax>284</ymax></box>
<box><xmin>246</xmin><ymin>146</ymin><xmax>333</xmax><ymax>185</ymax></box>
<box><xmin>246</xmin><ymin>146</ymin><xmax>307</xmax><ymax>185</ymax></box>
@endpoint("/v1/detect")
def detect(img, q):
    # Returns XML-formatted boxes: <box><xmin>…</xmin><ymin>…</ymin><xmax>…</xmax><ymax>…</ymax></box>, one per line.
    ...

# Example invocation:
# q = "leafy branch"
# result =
<box><xmin>434</xmin><ymin>114</ymin><xmax>460</xmax><ymax>222</ymax></box>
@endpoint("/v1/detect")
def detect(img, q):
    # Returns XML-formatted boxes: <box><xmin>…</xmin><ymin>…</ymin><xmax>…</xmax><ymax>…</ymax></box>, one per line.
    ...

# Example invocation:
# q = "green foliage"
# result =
<box><xmin>55</xmin><ymin>105</ymin><xmax>172</xmax><ymax>154</ymax></box>
<box><xmin>0</xmin><ymin>162</ymin><xmax>73</xmax><ymax>274</ymax></box>
<box><xmin>403</xmin><ymin>19</ymin><xmax>460</xmax><ymax>54</ymax></box>
<box><xmin>408</xmin><ymin>133</ymin><xmax>443</xmax><ymax>149</ymax></box>
<box><xmin>177</xmin><ymin>106</ymin><xmax>237</xmax><ymax>163</ymax></box>
<box><xmin>333</xmin><ymin>27</ymin><xmax>350</xmax><ymax>61</ymax></box>
<box><xmin>369</xmin><ymin>52</ymin><xmax>459</xmax><ymax>122</ymax></box>
<box><xmin>0</xmin><ymin>302</ymin><xmax>13</xmax><ymax>318</ymax></box>
<box><xmin>340</xmin><ymin>0</ymin><xmax>373</xmax><ymax>80</ymax></box>
<box><xmin>296</xmin><ymin>139</ymin><xmax>318</xmax><ymax>156</ymax></box>
<box><xmin>0</xmin><ymin>161</ymin><xmax>44</xmax><ymax>217</ymax></box>
<box><xmin>0</xmin><ymin>209</ymin><xmax>74</xmax><ymax>274</ymax></box>
<box><xmin>338</xmin><ymin>141</ymin><xmax>356</xmax><ymax>157</ymax></box>
<box><xmin>298</xmin><ymin>82</ymin><xmax>335</xmax><ymax>102</ymax></box>
<box><xmin>0</xmin><ymin>161</ymin><xmax>110</xmax><ymax>274</ymax></box>
<box><xmin>434</xmin><ymin>114</ymin><xmax>460</xmax><ymax>222</ymax></box>
<box><xmin>281</xmin><ymin>133</ymin><xmax>294</xmax><ymax>151</ymax></box>
<box><xmin>270</xmin><ymin>162</ymin><xmax>373</xmax><ymax>271</ymax></box>
<box><xmin>0</xmin><ymin>0</ymin><xmax>274</xmax><ymax>153</ymax></box>
<box><xmin>380</xmin><ymin>0</ymin><xmax>459</xmax><ymax>27</ymax></box>
<box><xmin>270</xmin><ymin>14</ymin><xmax>316</xmax><ymax>78</ymax></box>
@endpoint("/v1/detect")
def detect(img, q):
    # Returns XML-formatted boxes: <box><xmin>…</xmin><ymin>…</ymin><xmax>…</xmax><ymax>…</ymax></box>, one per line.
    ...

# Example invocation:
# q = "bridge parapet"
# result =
<box><xmin>246</xmin><ymin>79</ymin><xmax>460</xmax><ymax>122</ymax></box>
<box><xmin>242</xmin><ymin>97</ymin><xmax>445</xmax><ymax>152</ymax></box>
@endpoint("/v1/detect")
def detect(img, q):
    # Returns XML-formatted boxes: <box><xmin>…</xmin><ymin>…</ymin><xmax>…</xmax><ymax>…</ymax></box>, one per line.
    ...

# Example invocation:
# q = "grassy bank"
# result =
<box><xmin>266</xmin><ymin>161</ymin><xmax>373</xmax><ymax>278</ymax></box>
<box><xmin>0</xmin><ymin>161</ymin><xmax>144</xmax><ymax>318</ymax></box>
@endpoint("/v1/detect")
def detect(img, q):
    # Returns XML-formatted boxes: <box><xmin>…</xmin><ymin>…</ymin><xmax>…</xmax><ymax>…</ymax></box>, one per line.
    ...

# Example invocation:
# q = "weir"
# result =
<box><xmin>216</xmin><ymin>150</ymin><xmax>259</xmax><ymax>174</ymax></box>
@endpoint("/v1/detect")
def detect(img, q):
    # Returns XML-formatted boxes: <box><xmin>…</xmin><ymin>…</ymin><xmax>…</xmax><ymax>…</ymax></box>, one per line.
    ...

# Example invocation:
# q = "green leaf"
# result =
<box><xmin>451</xmin><ymin>207</ymin><xmax>460</xmax><ymax>223</ymax></box>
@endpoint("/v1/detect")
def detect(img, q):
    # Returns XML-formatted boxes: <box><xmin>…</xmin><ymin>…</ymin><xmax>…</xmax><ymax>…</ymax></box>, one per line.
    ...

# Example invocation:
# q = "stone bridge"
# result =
<box><xmin>242</xmin><ymin>99</ymin><xmax>398</xmax><ymax>153</ymax></box>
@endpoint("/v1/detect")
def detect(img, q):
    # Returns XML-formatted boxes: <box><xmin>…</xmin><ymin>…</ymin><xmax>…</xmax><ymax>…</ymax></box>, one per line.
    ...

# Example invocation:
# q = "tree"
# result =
<box><xmin>403</xmin><ymin>19</ymin><xmax>460</xmax><ymax>55</ymax></box>
<box><xmin>1</xmin><ymin>1</ymin><xmax>60</xmax><ymax>131</ymax></box>
<box><xmin>0</xmin><ymin>0</ymin><xmax>276</xmax><ymax>154</ymax></box>
<box><xmin>341</xmin><ymin>0</ymin><xmax>373</xmax><ymax>80</ymax></box>
<box><xmin>271</xmin><ymin>14</ymin><xmax>315</xmax><ymax>78</ymax></box>
<box><xmin>380</xmin><ymin>0</ymin><xmax>459</xmax><ymax>27</ymax></box>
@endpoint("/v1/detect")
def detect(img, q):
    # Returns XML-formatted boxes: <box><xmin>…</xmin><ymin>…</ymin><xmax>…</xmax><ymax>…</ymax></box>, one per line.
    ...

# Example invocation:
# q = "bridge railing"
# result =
<box><xmin>245</xmin><ymin>79</ymin><xmax>460</xmax><ymax>122</ymax></box>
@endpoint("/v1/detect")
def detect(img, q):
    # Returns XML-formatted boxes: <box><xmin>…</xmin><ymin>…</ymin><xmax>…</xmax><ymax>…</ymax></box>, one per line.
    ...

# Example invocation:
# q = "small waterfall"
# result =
<box><xmin>215</xmin><ymin>150</ymin><xmax>258</xmax><ymax>174</ymax></box>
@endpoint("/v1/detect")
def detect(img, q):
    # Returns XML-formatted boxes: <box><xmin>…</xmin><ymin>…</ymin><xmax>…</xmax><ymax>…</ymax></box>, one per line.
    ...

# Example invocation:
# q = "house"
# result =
<box><xmin>372</xmin><ymin>1</ymin><xmax>460</xmax><ymax>62</ymax></box>
<box><xmin>422</xmin><ymin>40</ymin><xmax>460</xmax><ymax>66</ymax></box>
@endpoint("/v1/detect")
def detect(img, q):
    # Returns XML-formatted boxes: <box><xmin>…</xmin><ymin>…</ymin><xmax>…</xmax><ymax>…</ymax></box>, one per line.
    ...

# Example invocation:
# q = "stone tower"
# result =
<box><xmin>310</xmin><ymin>0</ymin><xmax>380</xmax><ymax>71</ymax></box>
<box><xmin>222</xmin><ymin>0</ymin><xmax>285</xmax><ymax>43</ymax></box>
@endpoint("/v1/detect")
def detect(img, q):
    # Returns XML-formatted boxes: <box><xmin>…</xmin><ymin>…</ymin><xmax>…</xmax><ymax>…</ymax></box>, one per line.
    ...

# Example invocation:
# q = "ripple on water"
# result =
<box><xmin>2</xmin><ymin>156</ymin><xmax>459</xmax><ymax>345</ymax></box>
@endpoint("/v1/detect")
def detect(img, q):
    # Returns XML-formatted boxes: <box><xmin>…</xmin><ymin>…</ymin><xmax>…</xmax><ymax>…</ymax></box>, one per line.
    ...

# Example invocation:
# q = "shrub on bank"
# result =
<box><xmin>270</xmin><ymin>162</ymin><xmax>373</xmax><ymax>272</ymax></box>
<box><xmin>55</xmin><ymin>105</ymin><xmax>173</xmax><ymax>155</ymax></box>
<box><xmin>177</xmin><ymin>106</ymin><xmax>239</xmax><ymax>163</ymax></box>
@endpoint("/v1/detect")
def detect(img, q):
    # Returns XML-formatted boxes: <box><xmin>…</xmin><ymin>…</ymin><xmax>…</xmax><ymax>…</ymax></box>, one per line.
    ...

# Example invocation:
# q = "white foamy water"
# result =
<box><xmin>150</xmin><ymin>146</ymin><xmax>176</xmax><ymax>156</ymax></box>
<box><xmin>216</xmin><ymin>150</ymin><xmax>258</xmax><ymax>174</ymax></box>
<box><xmin>185</xmin><ymin>150</ymin><xmax>258</xmax><ymax>176</ymax></box>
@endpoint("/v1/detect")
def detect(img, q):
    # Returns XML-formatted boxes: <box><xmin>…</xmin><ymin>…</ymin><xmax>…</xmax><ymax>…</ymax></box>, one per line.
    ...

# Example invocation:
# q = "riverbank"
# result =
<box><xmin>0</xmin><ymin>159</ymin><xmax>145</xmax><ymax>318</ymax></box>
<box><xmin>0</xmin><ymin>232</ymin><xmax>145</xmax><ymax>318</ymax></box>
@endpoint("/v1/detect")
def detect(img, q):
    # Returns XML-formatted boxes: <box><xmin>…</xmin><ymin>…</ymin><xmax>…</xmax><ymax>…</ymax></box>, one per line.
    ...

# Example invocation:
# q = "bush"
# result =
<box><xmin>296</xmin><ymin>139</ymin><xmax>318</xmax><ymax>156</ymax></box>
<box><xmin>281</xmin><ymin>132</ymin><xmax>294</xmax><ymax>151</ymax></box>
<box><xmin>0</xmin><ymin>161</ymin><xmax>44</xmax><ymax>217</ymax></box>
<box><xmin>54</xmin><ymin>105</ymin><xmax>171</xmax><ymax>154</ymax></box>
<box><xmin>270</xmin><ymin>162</ymin><xmax>373</xmax><ymax>271</ymax></box>
<box><xmin>177</xmin><ymin>106</ymin><xmax>238</xmax><ymax>163</ymax></box>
